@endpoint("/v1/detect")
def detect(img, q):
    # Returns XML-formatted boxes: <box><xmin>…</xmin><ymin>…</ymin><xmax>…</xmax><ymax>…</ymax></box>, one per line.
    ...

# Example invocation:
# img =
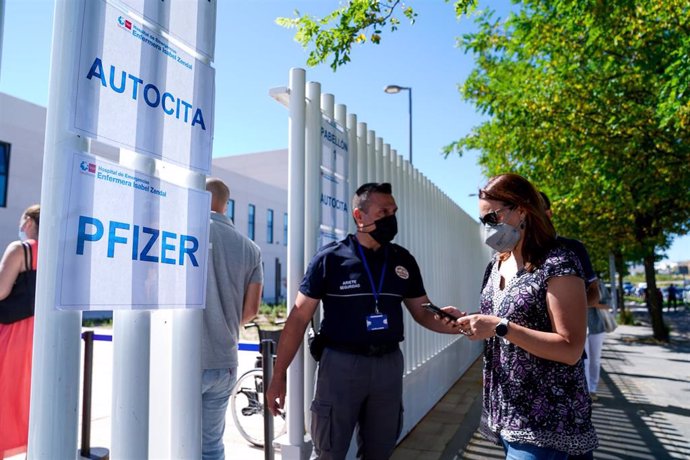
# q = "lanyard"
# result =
<box><xmin>355</xmin><ymin>239</ymin><xmax>388</xmax><ymax>314</ymax></box>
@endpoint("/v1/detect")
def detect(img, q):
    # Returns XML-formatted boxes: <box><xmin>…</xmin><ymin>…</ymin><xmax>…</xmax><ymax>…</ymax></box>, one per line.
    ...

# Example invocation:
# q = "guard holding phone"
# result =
<box><xmin>266</xmin><ymin>182</ymin><xmax>464</xmax><ymax>460</ymax></box>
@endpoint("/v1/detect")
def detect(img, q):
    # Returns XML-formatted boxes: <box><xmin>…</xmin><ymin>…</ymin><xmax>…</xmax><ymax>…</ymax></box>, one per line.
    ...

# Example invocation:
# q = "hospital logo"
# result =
<box><xmin>117</xmin><ymin>16</ymin><xmax>133</xmax><ymax>31</ymax></box>
<box><xmin>395</xmin><ymin>266</ymin><xmax>409</xmax><ymax>280</ymax></box>
<box><xmin>80</xmin><ymin>161</ymin><xmax>96</xmax><ymax>174</ymax></box>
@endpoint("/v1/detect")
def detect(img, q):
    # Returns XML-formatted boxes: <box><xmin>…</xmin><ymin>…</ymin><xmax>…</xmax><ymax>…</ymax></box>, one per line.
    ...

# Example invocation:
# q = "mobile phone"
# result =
<box><xmin>422</xmin><ymin>303</ymin><xmax>458</xmax><ymax>321</ymax></box>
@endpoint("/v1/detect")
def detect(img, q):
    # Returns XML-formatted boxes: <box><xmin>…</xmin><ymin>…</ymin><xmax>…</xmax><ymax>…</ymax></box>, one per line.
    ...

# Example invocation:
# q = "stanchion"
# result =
<box><xmin>78</xmin><ymin>331</ymin><xmax>110</xmax><ymax>460</ymax></box>
<box><xmin>262</xmin><ymin>338</ymin><xmax>276</xmax><ymax>460</ymax></box>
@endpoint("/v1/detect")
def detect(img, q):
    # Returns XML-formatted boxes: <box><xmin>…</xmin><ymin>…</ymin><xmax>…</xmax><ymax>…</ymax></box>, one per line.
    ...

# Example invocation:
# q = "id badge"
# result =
<box><xmin>366</xmin><ymin>313</ymin><xmax>389</xmax><ymax>331</ymax></box>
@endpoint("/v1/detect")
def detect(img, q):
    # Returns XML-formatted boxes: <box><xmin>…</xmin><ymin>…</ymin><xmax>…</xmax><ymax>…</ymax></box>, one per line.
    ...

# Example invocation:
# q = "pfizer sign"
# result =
<box><xmin>56</xmin><ymin>151</ymin><xmax>210</xmax><ymax>310</ymax></box>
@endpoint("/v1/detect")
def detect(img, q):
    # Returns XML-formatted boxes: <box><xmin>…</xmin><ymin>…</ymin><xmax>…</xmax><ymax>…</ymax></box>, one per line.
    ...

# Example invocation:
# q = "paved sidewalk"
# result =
<box><xmin>455</xmin><ymin>305</ymin><xmax>690</xmax><ymax>459</ymax></box>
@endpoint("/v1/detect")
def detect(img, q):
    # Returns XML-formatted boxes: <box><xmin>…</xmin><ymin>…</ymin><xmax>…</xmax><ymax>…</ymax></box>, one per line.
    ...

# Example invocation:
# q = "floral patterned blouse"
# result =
<box><xmin>478</xmin><ymin>246</ymin><xmax>599</xmax><ymax>456</ymax></box>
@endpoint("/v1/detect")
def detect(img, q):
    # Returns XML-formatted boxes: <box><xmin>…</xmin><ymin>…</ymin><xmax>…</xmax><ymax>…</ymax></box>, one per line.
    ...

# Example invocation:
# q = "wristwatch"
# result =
<box><xmin>495</xmin><ymin>318</ymin><xmax>510</xmax><ymax>337</ymax></box>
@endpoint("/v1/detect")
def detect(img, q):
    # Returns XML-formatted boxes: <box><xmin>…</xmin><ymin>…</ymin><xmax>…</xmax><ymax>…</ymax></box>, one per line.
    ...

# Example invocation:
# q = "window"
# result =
<box><xmin>283</xmin><ymin>212</ymin><xmax>288</xmax><ymax>246</ymax></box>
<box><xmin>0</xmin><ymin>142</ymin><xmax>9</xmax><ymax>207</ymax></box>
<box><xmin>226</xmin><ymin>199</ymin><xmax>235</xmax><ymax>223</ymax></box>
<box><xmin>248</xmin><ymin>204</ymin><xmax>255</xmax><ymax>241</ymax></box>
<box><xmin>267</xmin><ymin>209</ymin><xmax>274</xmax><ymax>243</ymax></box>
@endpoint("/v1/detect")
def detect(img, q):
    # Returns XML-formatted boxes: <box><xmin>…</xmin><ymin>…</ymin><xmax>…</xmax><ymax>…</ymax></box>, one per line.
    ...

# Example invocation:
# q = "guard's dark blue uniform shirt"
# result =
<box><xmin>300</xmin><ymin>235</ymin><xmax>426</xmax><ymax>347</ymax></box>
<box><xmin>556</xmin><ymin>235</ymin><xmax>596</xmax><ymax>286</ymax></box>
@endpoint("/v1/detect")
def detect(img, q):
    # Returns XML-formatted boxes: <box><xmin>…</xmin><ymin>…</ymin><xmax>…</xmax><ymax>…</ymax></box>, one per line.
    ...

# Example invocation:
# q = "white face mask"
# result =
<box><xmin>483</xmin><ymin>223</ymin><xmax>520</xmax><ymax>252</ymax></box>
<box><xmin>18</xmin><ymin>219</ymin><xmax>29</xmax><ymax>241</ymax></box>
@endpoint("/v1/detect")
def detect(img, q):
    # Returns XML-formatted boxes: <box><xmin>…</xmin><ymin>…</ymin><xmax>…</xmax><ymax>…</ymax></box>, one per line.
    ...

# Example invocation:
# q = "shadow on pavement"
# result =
<box><xmin>456</xmin><ymin>307</ymin><xmax>690</xmax><ymax>460</ymax></box>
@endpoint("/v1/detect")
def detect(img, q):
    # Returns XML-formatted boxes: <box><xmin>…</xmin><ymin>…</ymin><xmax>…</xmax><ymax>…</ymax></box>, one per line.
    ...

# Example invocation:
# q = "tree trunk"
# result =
<box><xmin>614</xmin><ymin>251</ymin><xmax>626</xmax><ymax>312</ymax></box>
<box><xmin>643</xmin><ymin>253</ymin><xmax>669</xmax><ymax>341</ymax></box>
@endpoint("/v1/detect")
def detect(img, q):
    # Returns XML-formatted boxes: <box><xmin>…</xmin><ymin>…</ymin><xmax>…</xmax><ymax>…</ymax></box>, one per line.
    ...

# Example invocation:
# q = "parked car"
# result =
<box><xmin>623</xmin><ymin>282</ymin><xmax>635</xmax><ymax>295</ymax></box>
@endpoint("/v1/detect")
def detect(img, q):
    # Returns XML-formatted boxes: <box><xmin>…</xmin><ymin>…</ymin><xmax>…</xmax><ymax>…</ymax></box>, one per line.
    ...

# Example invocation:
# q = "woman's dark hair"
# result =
<box><xmin>479</xmin><ymin>174</ymin><xmax>555</xmax><ymax>271</ymax></box>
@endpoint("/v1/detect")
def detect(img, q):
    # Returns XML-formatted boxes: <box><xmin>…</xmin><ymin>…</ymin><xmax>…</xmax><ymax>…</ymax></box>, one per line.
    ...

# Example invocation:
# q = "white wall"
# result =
<box><xmin>0</xmin><ymin>93</ymin><xmax>44</xmax><ymax>250</ymax></box>
<box><xmin>211</xmin><ymin>162</ymin><xmax>288</xmax><ymax>303</ymax></box>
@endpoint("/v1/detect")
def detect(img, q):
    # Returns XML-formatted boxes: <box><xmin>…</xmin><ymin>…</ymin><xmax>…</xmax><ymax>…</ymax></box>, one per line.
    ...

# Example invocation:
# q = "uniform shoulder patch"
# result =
<box><xmin>395</xmin><ymin>265</ymin><xmax>409</xmax><ymax>280</ymax></box>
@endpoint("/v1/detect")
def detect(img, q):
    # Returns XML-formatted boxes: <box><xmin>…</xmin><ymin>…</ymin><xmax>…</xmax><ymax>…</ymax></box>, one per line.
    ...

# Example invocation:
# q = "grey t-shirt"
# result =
<box><xmin>203</xmin><ymin>212</ymin><xmax>263</xmax><ymax>369</ymax></box>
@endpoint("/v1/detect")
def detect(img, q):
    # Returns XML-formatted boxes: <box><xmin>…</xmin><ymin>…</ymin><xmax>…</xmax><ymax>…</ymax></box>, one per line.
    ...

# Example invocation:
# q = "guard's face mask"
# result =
<box><xmin>361</xmin><ymin>214</ymin><xmax>398</xmax><ymax>244</ymax></box>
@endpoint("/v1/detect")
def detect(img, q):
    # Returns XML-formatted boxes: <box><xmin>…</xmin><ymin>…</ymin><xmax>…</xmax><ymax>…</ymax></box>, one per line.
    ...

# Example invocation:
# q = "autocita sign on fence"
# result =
<box><xmin>319</xmin><ymin>115</ymin><xmax>349</xmax><ymax>246</ymax></box>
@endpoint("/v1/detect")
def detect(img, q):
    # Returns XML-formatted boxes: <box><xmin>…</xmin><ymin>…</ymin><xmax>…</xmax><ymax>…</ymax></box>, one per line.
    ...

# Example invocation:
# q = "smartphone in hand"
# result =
<box><xmin>422</xmin><ymin>303</ymin><xmax>459</xmax><ymax>321</ymax></box>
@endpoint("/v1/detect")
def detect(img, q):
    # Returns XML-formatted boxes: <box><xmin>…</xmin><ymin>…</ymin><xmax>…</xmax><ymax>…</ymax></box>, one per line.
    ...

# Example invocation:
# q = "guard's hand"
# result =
<box><xmin>266</xmin><ymin>373</ymin><xmax>286</xmax><ymax>417</ymax></box>
<box><xmin>439</xmin><ymin>306</ymin><xmax>466</xmax><ymax>331</ymax></box>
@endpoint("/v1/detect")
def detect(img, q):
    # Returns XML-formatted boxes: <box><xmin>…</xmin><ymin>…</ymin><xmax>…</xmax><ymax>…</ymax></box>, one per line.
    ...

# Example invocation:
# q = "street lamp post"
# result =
<box><xmin>384</xmin><ymin>85</ymin><xmax>412</xmax><ymax>165</ymax></box>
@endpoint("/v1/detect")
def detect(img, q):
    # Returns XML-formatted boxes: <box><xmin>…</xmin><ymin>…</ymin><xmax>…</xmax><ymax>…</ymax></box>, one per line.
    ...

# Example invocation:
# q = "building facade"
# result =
<box><xmin>0</xmin><ymin>92</ymin><xmax>287</xmax><ymax>305</ymax></box>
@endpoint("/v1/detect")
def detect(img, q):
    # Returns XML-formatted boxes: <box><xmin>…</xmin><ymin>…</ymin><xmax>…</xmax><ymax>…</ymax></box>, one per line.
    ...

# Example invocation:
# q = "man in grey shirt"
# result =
<box><xmin>202</xmin><ymin>178</ymin><xmax>263</xmax><ymax>460</ymax></box>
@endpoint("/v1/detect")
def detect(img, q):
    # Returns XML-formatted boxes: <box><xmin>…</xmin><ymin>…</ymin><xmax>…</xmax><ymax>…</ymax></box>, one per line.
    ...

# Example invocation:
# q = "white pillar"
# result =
<box><xmin>375</xmin><ymin>137</ymin><xmax>384</xmax><ymax>181</ymax></box>
<box><xmin>111</xmin><ymin>311</ymin><xmax>151</xmax><ymax>458</ymax></box>
<box><xmin>281</xmin><ymin>67</ymin><xmax>311</xmax><ymax>459</ymax></box>
<box><xmin>108</xmin><ymin>151</ymin><xmax>152</xmax><ymax>459</ymax></box>
<box><xmin>367</xmin><ymin>130</ymin><xmax>376</xmax><ymax>183</ymax></box>
<box><xmin>302</xmin><ymin>82</ymin><xmax>322</xmax><ymax>431</ymax></box>
<box><xmin>357</xmin><ymin>123</ymin><xmax>368</xmax><ymax>188</ymax></box>
<box><xmin>170</xmin><ymin>308</ymin><xmax>203</xmax><ymax>457</ymax></box>
<box><xmin>382</xmin><ymin>143</ymin><xmax>391</xmax><ymax>183</ymax></box>
<box><xmin>169</xmin><ymin>169</ymin><xmax>205</xmax><ymax>458</ymax></box>
<box><xmin>346</xmin><ymin>114</ymin><xmax>358</xmax><ymax>234</ymax></box>
<box><xmin>609</xmin><ymin>253</ymin><xmax>618</xmax><ymax>315</ymax></box>
<box><xmin>29</xmin><ymin>1</ymin><xmax>84</xmax><ymax>457</ymax></box>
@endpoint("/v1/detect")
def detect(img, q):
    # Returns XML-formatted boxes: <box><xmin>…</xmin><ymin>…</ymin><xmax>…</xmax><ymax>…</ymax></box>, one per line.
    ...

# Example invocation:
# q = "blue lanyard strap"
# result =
<box><xmin>355</xmin><ymin>239</ymin><xmax>388</xmax><ymax>314</ymax></box>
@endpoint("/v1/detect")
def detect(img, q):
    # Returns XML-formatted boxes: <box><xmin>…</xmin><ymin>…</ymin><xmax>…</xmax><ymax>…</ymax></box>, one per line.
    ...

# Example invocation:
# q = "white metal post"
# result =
<box><xmin>375</xmin><ymin>137</ymin><xmax>383</xmax><ymax>181</ymax></box>
<box><xmin>303</xmin><ymin>82</ymin><xmax>321</xmax><ymax>430</ymax></box>
<box><xmin>170</xmin><ymin>300</ymin><xmax>203</xmax><ymax>458</ymax></box>
<box><xmin>367</xmin><ymin>130</ymin><xmax>376</xmax><ymax>183</ymax></box>
<box><xmin>347</xmin><ymin>114</ymin><xmax>358</xmax><ymax>234</ymax></box>
<box><xmin>609</xmin><ymin>253</ymin><xmax>618</xmax><ymax>315</ymax></box>
<box><xmin>382</xmin><ymin>143</ymin><xmax>391</xmax><ymax>183</ymax></box>
<box><xmin>168</xmin><ymin>167</ymin><xmax>206</xmax><ymax>458</ymax></box>
<box><xmin>282</xmin><ymin>67</ymin><xmax>310</xmax><ymax>459</ymax></box>
<box><xmin>335</xmin><ymin>104</ymin><xmax>346</xmax><ymax>129</ymax></box>
<box><xmin>356</xmin><ymin>123</ymin><xmax>368</xmax><ymax>188</ymax></box>
<box><xmin>110</xmin><ymin>150</ymin><xmax>153</xmax><ymax>459</ymax></box>
<box><xmin>111</xmin><ymin>311</ymin><xmax>151</xmax><ymax>458</ymax></box>
<box><xmin>29</xmin><ymin>1</ymin><xmax>85</xmax><ymax>456</ymax></box>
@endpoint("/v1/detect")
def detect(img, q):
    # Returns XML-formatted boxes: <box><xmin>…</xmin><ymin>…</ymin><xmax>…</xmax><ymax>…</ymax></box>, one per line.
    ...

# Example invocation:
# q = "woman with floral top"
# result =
<box><xmin>456</xmin><ymin>174</ymin><xmax>598</xmax><ymax>459</ymax></box>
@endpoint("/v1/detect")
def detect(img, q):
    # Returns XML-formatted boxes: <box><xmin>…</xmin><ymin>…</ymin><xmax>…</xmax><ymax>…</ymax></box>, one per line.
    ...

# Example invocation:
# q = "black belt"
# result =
<box><xmin>327</xmin><ymin>342</ymin><xmax>399</xmax><ymax>357</ymax></box>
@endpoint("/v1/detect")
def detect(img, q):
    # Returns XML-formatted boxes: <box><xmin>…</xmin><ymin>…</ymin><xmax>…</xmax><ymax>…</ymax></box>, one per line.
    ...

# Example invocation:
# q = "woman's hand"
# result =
<box><xmin>456</xmin><ymin>314</ymin><xmax>502</xmax><ymax>340</ymax></box>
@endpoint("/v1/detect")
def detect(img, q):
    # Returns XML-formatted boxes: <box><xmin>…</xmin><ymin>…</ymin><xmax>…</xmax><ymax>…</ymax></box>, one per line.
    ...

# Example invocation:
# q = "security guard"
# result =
<box><xmin>266</xmin><ymin>182</ymin><xmax>464</xmax><ymax>460</ymax></box>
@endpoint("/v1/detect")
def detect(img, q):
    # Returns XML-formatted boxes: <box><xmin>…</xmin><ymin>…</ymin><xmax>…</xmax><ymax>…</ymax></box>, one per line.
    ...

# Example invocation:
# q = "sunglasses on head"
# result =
<box><xmin>479</xmin><ymin>206</ymin><xmax>515</xmax><ymax>226</ymax></box>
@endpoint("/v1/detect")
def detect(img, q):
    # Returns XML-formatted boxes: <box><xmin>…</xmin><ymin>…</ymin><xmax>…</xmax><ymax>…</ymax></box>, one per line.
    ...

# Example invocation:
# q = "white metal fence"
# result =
<box><xmin>274</xmin><ymin>68</ymin><xmax>491</xmax><ymax>459</ymax></box>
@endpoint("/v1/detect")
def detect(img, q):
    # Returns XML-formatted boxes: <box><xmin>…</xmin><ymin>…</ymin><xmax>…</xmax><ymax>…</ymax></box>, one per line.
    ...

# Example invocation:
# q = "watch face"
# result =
<box><xmin>496</xmin><ymin>320</ymin><xmax>508</xmax><ymax>337</ymax></box>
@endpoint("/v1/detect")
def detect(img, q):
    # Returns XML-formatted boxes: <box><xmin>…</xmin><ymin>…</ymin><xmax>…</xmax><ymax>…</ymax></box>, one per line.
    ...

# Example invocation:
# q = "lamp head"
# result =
<box><xmin>384</xmin><ymin>85</ymin><xmax>403</xmax><ymax>94</ymax></box>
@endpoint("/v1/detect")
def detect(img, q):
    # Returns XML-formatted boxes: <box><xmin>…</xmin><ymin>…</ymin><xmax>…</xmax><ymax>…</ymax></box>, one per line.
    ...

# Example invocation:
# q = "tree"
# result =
<box><xmin>450</xmin><ymin>1</ymin><xmax>690</xmax><ymax>340</ymax></box>
<box><xmin>280</xmin><ymin>0</ymin><xmax>690</xmax><ymax>341</ymax></box>
<box><xmin>276</xmin><ymin>0</ymin><xmax>476</xmax><ymax>70</ymax></box>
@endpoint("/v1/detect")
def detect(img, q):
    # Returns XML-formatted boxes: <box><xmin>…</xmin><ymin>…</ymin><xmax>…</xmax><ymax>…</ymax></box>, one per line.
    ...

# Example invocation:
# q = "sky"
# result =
<box><xmin>1</xmin><ymin>0</ymin><xmax>687</xmax><ymax>264</ymax></box>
